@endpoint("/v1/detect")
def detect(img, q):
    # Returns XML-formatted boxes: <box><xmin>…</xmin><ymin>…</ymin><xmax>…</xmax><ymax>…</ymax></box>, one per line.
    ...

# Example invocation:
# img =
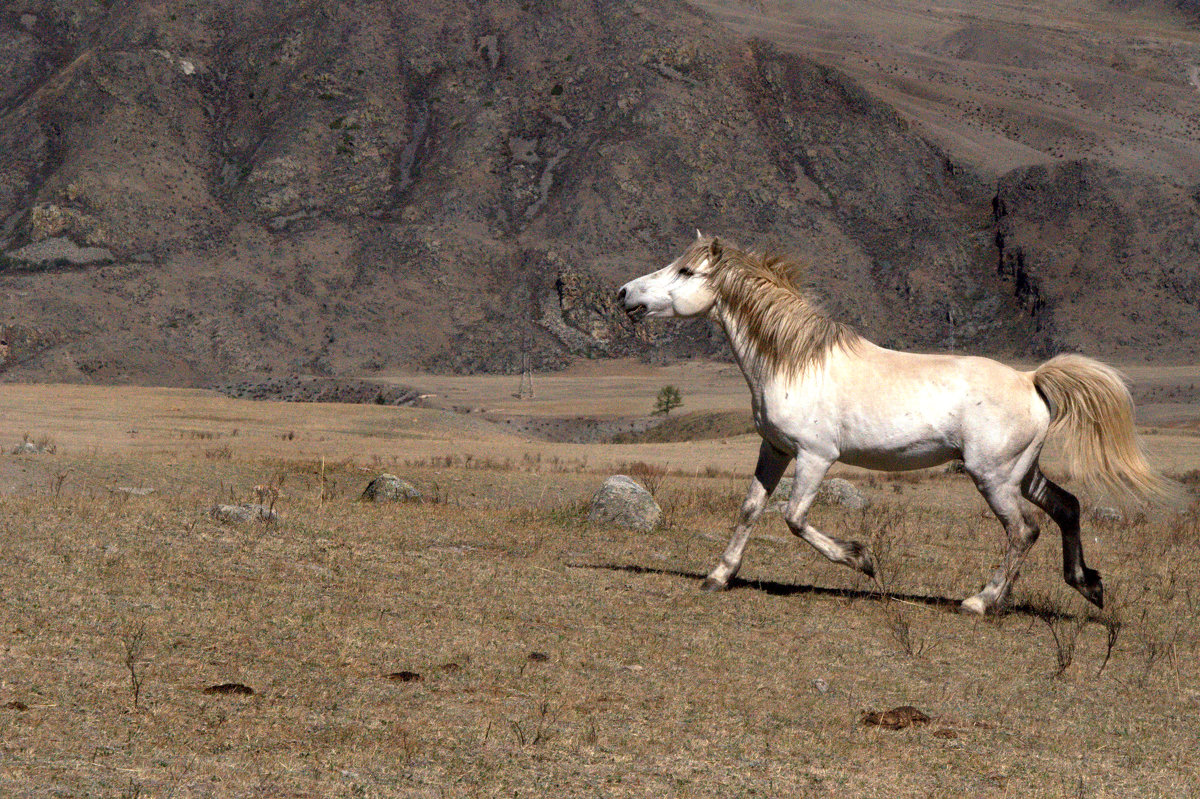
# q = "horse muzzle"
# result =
<box><xmin>624</xmin><ymin>304</ymin><xmax>648</xmax><ymax>322</ymax></box>
<box><xmin>617</xmin><ymin>286</ymin><xmax>648</xmax><ymax>322</ymax></box>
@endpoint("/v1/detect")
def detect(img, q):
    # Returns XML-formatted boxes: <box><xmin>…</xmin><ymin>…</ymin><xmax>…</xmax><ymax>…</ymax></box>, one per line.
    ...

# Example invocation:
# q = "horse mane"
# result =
<box><xmin>702</xmin><ymin>239</ymin><xmax>861</xmax><ymax>377</ymax></box>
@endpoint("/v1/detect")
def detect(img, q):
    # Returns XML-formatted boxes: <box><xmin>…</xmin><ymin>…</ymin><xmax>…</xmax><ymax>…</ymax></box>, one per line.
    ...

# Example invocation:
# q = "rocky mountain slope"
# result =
<box><xmin>0</xmin><ymin>0</ymin><xmax>1198</xmax><ymax>385</ymax></box>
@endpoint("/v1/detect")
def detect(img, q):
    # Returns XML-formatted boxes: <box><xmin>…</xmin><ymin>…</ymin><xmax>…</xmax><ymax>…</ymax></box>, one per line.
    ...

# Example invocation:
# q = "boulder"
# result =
<box><xmin>817</xmin><ymin>478</ymin><xmax>868</xmax><ymax>509</ymax></box>
<box><xmin>769</xmin><ymin>476</ymin><xmax>867</xmax><ymax>510</ymax></box>
<box><xmin>361</xmin><ymin>474</ymin><xmax>422</xmax><ymax>503</ymax></box>
<box><xmin>588</xmin><ymin>475</ymin><xmax>661</xmax><ymax>531</ymax></box>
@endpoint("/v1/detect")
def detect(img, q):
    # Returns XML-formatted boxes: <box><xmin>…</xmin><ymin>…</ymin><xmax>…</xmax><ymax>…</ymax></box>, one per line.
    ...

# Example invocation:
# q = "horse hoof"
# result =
<box><xmin>842</xmin><ymin>540</ymin><xmax>876</xmax><ymax>578</ymax></box>
<box><xmin>1077</xmin><ymin>569</ymin><xmax>1104</xmax><ymax>608</ymax></box>
<box><xmin>960</xmin><ymin>596</ymin><xmax>989</xmax><ymax>616</ymax></box>
<box><xmin>700</xmin><ymin>577</ymin><xmax>727</xmax><ymax>592</ymax></box>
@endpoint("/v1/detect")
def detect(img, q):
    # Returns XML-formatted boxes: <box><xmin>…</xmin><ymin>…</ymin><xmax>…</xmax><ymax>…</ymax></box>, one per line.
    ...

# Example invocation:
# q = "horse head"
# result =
<box><xmin>617</xmin><ymin>232</ymin><xmax>723</xmax><ymax>320</ymax></box>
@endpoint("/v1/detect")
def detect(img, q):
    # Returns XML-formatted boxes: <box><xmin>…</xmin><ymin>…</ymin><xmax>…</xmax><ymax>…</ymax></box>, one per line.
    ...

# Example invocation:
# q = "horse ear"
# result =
<box><xmin>695</xmin><ymin>228</ymin><xmax>703</xmax><ymax>240</ymax></box>
<box><xmin>709</xmin><ymin>237</ymin><xmax>722</xmax><ymax>260</ymax></box>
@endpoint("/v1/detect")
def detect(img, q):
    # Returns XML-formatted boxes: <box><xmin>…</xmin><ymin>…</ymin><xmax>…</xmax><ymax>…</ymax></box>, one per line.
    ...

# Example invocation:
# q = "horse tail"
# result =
<box><xmin>1032</xmin><ymin>354</ymin><xmax>1172</xmax><ymax>502</ymax></box>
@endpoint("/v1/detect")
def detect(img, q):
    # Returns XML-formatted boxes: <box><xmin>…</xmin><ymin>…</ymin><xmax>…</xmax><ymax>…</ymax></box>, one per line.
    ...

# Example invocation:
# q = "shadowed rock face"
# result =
<box><xmin>0</xmin><ymin>1</ymin><xmax>1196</xmax><ymax>385</ymax></box>
<box><xmin>993</xmin><ymin>161</ymin><xmax>1200</xmax><ymax>361</ymax></box>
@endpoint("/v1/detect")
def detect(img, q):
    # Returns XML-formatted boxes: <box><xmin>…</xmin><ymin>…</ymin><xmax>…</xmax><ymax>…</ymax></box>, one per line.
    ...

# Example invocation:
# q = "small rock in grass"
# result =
<box><xmin>769</xmin><ymin>477</ymin><xmax>867</xmax><ymax>510</ymax></box>
<box><xmin>588</xmin><ymin>475</ymin><xmax>661</xmax><ymax>531</ymax></box>
<box><xmin>361</xmin><ymin>474</ymin><xmax>422</xmax><ymax>503</ymax></box>
<box><xmin>110</xmin><ymin>486</ymin><xmax>155</xmax><ymax>496</ymax></box>
<box><xmin>209</xmin><ymin>503</ymin><xmax>277</xmax><ymax>524</ymax></box>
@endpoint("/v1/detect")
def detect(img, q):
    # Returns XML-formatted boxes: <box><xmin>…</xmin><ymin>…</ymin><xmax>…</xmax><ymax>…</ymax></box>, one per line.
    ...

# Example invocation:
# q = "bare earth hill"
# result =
<box><xmin>0</xmin><ymin>0</ymin><xmax>1198</xmax><ymax>385</ymax></box>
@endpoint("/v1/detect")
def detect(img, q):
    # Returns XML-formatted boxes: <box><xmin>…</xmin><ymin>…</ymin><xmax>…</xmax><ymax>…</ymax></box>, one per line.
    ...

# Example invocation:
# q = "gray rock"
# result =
<box><xmin>1091</xmin><ymin>506</ymin><xmax>1122</xmax><ymax>523</ymax></box>
<box><xmin>361</xmin><ymin>474</ymin><xmax>422</xmax><ymax>502</ymax></box>
<box><xmin>588</xmin><ymin>475</ymin><xmax>661</xmax><ymax>531</ymax></box>
<box><xmin>11</xmin><ymin>441</ymin><xmax>43</xmax><ymax>455</ymax></box>
<box><xmin>209</xmin><ymin>503</ymin><xmax>278</xmax><ymax>523</ymax></box>
<box><xmin>768</xmin><ymin>476</ymin><xmax>867</xmax><ymax>510</ymax></box>
<box><xmin>109</xmin><ymin>486</ymin><xmax>155</xmax><ymax>496</ymax></box>
<box><xmin>816</xmin><ymin>478</ymin><xmax>868</xmax><ymax>509</ymax></box>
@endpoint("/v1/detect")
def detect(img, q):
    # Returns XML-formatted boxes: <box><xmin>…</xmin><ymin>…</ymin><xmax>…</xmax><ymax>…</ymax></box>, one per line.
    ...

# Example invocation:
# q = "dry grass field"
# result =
<box><xmin>2</xmin><ymin>363</ymin><xmax>1200</xmax><ymax>797</ymax></box>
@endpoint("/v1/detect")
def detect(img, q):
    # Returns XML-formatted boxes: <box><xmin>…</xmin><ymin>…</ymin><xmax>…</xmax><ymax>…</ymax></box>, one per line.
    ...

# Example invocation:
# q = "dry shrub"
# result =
<box><xmin>1025</xmin><ymin>589</ymin><xmax>1091</xmax><ymax>677</ymax></box>
<box><xmin>618</xmin><ymin>461</ymin><xmax>668</xmax><ymax>496</ymax></box>
<box><xmin>883</xmin><ymin>602</ymin><xmax>929</xmax><ymax>657</ymax></box>
<box><xmin>1165</xmin><ymin>499</ymin><xmax>1200</xmax><ymax>546</ymax></box>
<box><xmin>884</xmin><ymin>471</ymin><xmax>925</xmax><ymax>485</ymax></box>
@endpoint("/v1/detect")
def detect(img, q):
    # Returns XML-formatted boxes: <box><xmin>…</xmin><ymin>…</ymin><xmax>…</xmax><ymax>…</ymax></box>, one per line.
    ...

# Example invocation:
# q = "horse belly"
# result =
<box><xmin>836</xmin><ymin>416</ymin><xmax>961</xmax><ymax>471</ymax></box>
<box><xmin>838</xmin><ymin>441</ymin><xmax>959</xmax><ymax>471</ymax></box>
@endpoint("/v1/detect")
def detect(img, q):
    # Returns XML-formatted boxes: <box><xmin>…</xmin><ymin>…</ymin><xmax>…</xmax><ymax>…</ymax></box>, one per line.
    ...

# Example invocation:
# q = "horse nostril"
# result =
<box><xmin>617</xmin><ymin>287</ymin><xmax>627</xmax><ymax>304</ymax></box>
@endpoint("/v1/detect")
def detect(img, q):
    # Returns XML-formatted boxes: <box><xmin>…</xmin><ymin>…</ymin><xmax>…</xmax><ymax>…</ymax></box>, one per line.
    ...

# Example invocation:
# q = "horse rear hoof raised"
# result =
<box><xmin>1074</xmin><ymin>568</ymin><xmax>1104</xmax><ymax>608</ymax></box>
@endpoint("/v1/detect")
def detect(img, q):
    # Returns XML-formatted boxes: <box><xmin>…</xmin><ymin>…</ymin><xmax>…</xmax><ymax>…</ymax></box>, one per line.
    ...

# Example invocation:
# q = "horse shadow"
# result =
<box><xmin>568</xmin><ymin>562</ymin><xmax>1093</xmax><ymax>622</ymax></box>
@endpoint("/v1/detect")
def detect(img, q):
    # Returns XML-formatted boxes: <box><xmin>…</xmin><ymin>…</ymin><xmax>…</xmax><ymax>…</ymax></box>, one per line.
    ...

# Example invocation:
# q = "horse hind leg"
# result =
<box><xmin>1022</xmin><ymin>467</ymin><xmax>1103</xmax><ymax>608</ymax></box>
<box><xmin>962</xmin><ymin>481</ymin><xmax>1041</xmax><ymax>615</ymax></box>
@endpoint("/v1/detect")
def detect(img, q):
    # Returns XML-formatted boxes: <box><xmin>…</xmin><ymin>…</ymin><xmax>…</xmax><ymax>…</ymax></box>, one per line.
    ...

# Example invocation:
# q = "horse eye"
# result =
<box><xmin>679</xmin><ymin>267</ymin><xmax>694</xmax><ymax>277</ymax></box>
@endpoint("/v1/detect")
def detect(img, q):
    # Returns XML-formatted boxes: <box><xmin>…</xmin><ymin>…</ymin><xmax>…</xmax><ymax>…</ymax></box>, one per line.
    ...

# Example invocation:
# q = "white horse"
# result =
<box><xmin>618</xmin><ymin>234</ymin><xmax>1169</xmax><ymax>614</ymax></box>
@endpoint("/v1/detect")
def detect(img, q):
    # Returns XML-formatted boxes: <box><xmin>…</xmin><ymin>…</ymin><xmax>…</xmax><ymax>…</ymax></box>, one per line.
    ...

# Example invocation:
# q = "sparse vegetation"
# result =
<box><xmin>0</xmin><ymin>379</ymin><xmax>1198</xmax><ymax>796</ymax></box>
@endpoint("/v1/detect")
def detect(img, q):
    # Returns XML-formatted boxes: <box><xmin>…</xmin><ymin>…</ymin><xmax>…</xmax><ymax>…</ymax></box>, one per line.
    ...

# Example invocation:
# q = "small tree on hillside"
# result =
<box><xmin>653</xmin><ymin>385</ymin><xmax>683</xmax><ymax>415</ymax></box>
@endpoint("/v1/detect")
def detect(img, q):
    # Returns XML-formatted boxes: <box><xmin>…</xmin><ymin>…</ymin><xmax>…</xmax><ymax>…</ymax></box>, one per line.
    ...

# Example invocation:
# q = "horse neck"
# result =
<box><xmin>711</xmin><ymin>301</ymin><xmax>777</xmax><ymax>388</ymax></box>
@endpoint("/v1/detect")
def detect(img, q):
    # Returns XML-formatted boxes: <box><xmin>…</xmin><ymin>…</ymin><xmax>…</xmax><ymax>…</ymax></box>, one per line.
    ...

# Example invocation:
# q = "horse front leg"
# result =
<box><xmin>701</xmin><ymin>440</ymin><xmax>792</xmax><ymax>591</ymax></box>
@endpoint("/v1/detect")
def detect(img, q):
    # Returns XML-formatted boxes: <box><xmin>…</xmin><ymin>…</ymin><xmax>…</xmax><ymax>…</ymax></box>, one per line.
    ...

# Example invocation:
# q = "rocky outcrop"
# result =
<box><xmin>215</xmin><ymin>376</ymin><xmax>420</xmax><ymax>405</ymax></box>
<box><xmin>993</xmin><ymin>160</ymin><xmax>1200</xmax><ymax>359</ymax></box>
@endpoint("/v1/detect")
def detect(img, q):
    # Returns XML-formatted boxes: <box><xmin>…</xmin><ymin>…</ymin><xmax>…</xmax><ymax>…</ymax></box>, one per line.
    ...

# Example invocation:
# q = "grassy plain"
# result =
<box><xmin>2</xmin><ymin>361</ymin><xmax>1199</xmax><ymax>797</ymax></box>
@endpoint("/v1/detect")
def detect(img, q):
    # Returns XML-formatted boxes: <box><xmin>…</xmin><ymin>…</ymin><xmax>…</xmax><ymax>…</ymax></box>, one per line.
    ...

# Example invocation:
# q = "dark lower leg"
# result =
<box><xmin>1024</xmin><ymin>469</ymin><xmax>1103</xmax><ymax>608</ymax></box>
